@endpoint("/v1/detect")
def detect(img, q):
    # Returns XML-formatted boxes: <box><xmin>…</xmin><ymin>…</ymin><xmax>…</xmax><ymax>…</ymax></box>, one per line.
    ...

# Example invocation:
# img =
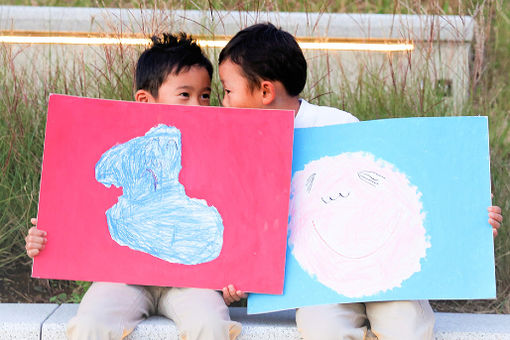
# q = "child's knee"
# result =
<box><xmin>297</xmin><ymin>323</ymin><xmax>365</xmax><ymax>340</ymax></box>
<box><xmin>178</xmin><ymin>314</ymin><xmax>241</xmax><ymax>340</ymax></box>
<box><xmin>66</xmin><ymin>314</ymin><xmax>126</xmax><ymax>340</ymax></box>
<box><xmin>367</xmin><ymin>300</ymin><xmax>434</xmax><ymax>340</ymax></box>
<box><xmin>296</xmin><ymin>307</ymin><xmax>366</xmax><ymax>340</ymax></box>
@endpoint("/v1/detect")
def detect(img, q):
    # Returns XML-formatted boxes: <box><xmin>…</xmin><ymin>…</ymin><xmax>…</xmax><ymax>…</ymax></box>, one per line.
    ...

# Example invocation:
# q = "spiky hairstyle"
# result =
<box><xmin>135</xmin><ymin>33</ymin><xmax>213</xmax><ymax>98</ymax></box>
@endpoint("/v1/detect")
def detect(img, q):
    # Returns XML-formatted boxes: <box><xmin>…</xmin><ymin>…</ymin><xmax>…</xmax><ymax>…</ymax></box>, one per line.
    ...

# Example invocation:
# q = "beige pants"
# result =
<box><xmin>66</xmin><ymin>282</ymin><xmax>241</xmax><ymax>340</ymax></box>
<box><xmin>296</xmin><ymin>300</ymin><xmax>434</xmax><ymax>340</ymax></box>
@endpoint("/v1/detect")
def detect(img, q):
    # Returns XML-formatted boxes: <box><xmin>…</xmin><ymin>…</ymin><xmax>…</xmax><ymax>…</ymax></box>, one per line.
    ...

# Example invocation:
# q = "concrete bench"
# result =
<box><xmin>40</xmin><ymin>304</ymin><xmax>299</xmax><ymax>339</ymax></box>
<box><xmin>2</xmin><ymin>303</ymin><xmax>510</xmax><ymax>339</ymax></box>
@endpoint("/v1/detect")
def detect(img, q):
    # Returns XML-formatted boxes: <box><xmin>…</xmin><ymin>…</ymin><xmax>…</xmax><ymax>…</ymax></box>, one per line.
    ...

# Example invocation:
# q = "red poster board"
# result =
<box><xmin>33</xmin><ymin>94</ymin><xmax>294</xmax><ymax>294</ymax></box>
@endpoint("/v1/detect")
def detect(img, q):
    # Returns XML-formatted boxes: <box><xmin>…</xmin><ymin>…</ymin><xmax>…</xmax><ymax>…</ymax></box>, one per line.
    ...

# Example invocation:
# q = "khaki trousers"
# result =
<box><xmin>67</xmin><ymin>282</ymin><xmax>241</xmax><ymax>340</ymax></box>
<box><xmin>296</xmin><ymin>300</ymin><xmax>434</xmax><ymax>340</ymax></box>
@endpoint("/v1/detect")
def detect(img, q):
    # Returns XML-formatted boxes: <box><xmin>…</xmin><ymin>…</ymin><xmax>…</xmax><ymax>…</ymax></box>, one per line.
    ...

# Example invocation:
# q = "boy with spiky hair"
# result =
<box><xmin>26</xmin><ymin>33</ymin><xmax>241</xmax><ymax>340</ymax></box>
<box><xmin>218</xmin><ymin>22</ymin><xmax>503</xmax><ymax>340</ymax></box>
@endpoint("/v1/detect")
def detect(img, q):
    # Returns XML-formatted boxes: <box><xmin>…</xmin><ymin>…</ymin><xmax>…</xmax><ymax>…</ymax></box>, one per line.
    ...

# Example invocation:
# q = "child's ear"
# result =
<box><xmin>260</xmin><ymin>81</ymin><xmax>276</xmax><ymax>105</ymax></box>
<box><xmin>135</xmin><ymin>89</ymin><xmax>157</xmax><ymax>103</ymax></box>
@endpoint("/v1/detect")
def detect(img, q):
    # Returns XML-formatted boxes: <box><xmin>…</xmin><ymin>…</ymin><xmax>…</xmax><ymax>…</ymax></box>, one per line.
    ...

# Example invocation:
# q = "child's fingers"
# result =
<box><xmin>27</xmin><ymin>248</ymin><xmax>41</xmax><ymax>258</ymax></box>
<box><xmin>487</xmin><ymin>207</ymin><xmax>503</xmax><ymax>239</ymax></box>
<box><xmin>490</xmin><ymin>219</ymin><xmax>501</xmax><ymax>237</ymax></box>
<box><xmin>26</xmin><ymin>234</ymin><xmax>47</xmax><ymax>247</ymax></box>
<box><xmin>27</xmin><ymin>249</ymin><xmax>38</xmax><ymax>257</ymax></box>
<box><xmin>25</xmin><ymin>225</ymin><xmax>46</xmax><ymax>258</ymax></box>
<box><xmin>222</xmin><ymin>284</ymin><xmax>246</xmax><ymax>305</ymax></box>
<box><xmin>25</xmin><ymin>237</ymin><xmax>45</xmax><ymax>256</ymax></box>
<box><xmin>489</xmin><ymin>219</ymin><xmax>501</xmax><ymax>230</ymax></box>
<box><xmin>30</xmin><ymin>218</ymin><xmax>38</xmax><ymax>226</ymax></box>
<box><xmin>28</xmin><ymin>227</ymin><xmax>47</xmax><ymax>237</ymax></box>
<box><xmin>222</xmin><ymin>287</ymin><xmax>234</xmax><ymax>305</ymax></box>
<box><xmin>25</xmin><ymin>241</ymin><xmax>46</xmax><ymax>254</ymax></box>
<box><xmin>489</xmin><ymin>212</ymin><xmax>503</xmax><ymax>224</ymax></box>
<box><xmin>222</xmin><ymin>287</ymin><xmax>231</xmax><ymax>300</ymax></box>
<box><xmin>489</xmin><ymin>217</ymin><xmax>501</xmax><ymax>238</ymax></box>
<box><xmin>26</xmin><ymin>243</ymin><xmax>46</xmax><ymax>251</ymax></box>
<box><xmin>489</xmin><ymin>213</ymin><xmax>502</xmax><ymax>233</ymax></box>
<box><xmin>489</xmin><ymin>217</ymin><xmax>501</xmax><ymax>228</ymax></box>
<box><xmin>228</xmin><ymin>285</ymin><xmax>241</xmax><ymax>301</ymax></box>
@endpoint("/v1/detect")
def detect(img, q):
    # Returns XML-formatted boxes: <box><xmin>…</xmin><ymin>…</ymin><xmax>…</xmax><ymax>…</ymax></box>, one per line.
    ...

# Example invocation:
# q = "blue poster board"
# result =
<box><xmin>248</xmin><ymin>116</ymin><xmax>495</xmax><ymax>314</ymax></box>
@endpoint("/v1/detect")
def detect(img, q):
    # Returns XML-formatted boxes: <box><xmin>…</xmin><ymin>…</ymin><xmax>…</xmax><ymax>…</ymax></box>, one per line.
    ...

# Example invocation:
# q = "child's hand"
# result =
<box><xmin>222</xmin><ymin>284</ymin><xmax>247</xmax><ymax>305</ymax></box>
<box><xmin>488</xmin><ymin>206</ymin><xmax>503</xmax><ymax>237</ymax></box>
<box><xmin>25</xmin><ymin>218</ymin><xmax>47</xmax><ymax>258</ymax></box>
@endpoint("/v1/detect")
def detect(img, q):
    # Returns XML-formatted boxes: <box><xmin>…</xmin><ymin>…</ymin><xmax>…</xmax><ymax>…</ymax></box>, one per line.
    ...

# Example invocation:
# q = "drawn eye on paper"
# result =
<box><xmin>95</xmin><ymin>124</ymin><xmax>223</xmax><ymax>265</ymax></box>
<box><xmin>288</xmin><ymin>151</ymin><xmax>430</xmax><ymax>297</ymax></box>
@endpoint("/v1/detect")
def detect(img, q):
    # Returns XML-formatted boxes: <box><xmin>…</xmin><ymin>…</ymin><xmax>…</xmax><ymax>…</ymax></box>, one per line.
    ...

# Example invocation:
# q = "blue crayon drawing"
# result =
<box><xmin>95</xmin><ymin>124</ymin><xmax>224</xmax><ymax>265</ymax></box>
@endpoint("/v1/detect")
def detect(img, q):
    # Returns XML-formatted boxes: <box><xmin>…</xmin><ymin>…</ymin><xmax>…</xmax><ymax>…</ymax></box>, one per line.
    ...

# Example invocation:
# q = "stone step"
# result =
<box><xmin>2</xmin><ymin>303</ymin><xmax>510</xmax><ymax>339</ymax></box>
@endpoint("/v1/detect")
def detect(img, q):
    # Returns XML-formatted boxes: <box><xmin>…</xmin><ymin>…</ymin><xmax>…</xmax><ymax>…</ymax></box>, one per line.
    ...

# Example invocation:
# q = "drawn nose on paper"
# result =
<box><xmin>95</xmin><ymin>124</ymin><xmax>224</xmax><ymax>265</ymax></box>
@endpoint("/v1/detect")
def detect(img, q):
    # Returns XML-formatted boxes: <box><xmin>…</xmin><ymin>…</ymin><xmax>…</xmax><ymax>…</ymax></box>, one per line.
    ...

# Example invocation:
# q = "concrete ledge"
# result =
<box><xmin>0</xmin><ymin>303</ymin><xmax>58</xmax><ymax>340</ymax></box>
<box><xmin>42</xmin><ymin>304</ymin><xmax>299</xmax><ymax>339</ymax></box>
<box><xmin>3</xmin><ymin>303</ymin><xmax>510</xmax><ymax>339</ymax></box>
<box><xmin>434</xmin><ymin>312</ymin><xmax>510</xmax><ymax>340</ymax></box>
<box><xmin>0</xmin><ymin>6</ymin><xmax>473</xmax><ymax>41</ymax></box>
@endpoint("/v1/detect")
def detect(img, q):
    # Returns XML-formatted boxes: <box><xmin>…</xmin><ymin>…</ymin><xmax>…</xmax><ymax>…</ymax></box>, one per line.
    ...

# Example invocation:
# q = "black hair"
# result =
<box><xmin>218</xmin><ymin>23</ymin><xmax>307</xmax><ymax>97</ymax></box>
<box><xmin>135</xmin><ymin>33</ymin><xmax>213</xmax><ymax>98</ymax></box>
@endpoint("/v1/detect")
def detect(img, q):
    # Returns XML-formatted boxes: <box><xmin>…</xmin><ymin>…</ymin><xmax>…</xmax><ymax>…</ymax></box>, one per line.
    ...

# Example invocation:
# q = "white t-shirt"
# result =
<box><xmin>294</xmin><ymin>99</ymin><xmax>359</xmax><ymax>128</ymax></box>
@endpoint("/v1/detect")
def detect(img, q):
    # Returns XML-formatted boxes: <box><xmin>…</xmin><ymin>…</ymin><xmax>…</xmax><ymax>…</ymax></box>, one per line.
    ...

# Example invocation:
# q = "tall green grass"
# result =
<box><xmin>1</xmin><ymin>0</ymin><xmax>508</xmax><ymax>311</ymax></box>
<box><xmin>483</xmin><ymin>0</ymin><xmax>510</xmax><ymax>313</ymax></box>
<box><xmin>0</xmin><ymin>43</ymin><xmax>140</xmax><ymax>300</ymax></box>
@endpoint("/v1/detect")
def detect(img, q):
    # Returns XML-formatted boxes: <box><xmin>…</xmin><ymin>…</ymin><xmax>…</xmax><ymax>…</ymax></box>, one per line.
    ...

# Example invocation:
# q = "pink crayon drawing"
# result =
<box><xmin>289</xmin><ymin>151</ymin><xmax>430</xmax><ymax>298</ymax></box>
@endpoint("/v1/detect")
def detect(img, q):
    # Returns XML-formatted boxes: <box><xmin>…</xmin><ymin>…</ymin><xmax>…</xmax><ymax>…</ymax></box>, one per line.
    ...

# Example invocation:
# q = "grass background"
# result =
<box><xmin>1</xmin><ymin>0</ymin><xmax>509</xmax><ymax>312</ymax></box>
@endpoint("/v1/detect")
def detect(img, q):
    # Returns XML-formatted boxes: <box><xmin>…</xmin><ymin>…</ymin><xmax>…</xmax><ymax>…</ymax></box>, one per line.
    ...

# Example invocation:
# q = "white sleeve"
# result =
<box><xmin>315</xmin><ymin>107</ymin><xmax>359</xmax><ymax>126</ymax></box>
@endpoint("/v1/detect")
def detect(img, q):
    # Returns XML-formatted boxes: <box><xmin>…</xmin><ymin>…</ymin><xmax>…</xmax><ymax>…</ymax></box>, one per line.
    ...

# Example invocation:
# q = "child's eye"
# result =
<box><xmin>224</xmin><ymin>89</ymin><xmax>231</xmax><ymax>95</ymax></box>
<box><xmin>179</xmin><ymin>92</ymin><xmax>190</xmax><ymax>98</ymax></box>
<box><xmin>201</xmin><ymin>93</ymin><xmax>210</xmax><ymax>100</ymax></box>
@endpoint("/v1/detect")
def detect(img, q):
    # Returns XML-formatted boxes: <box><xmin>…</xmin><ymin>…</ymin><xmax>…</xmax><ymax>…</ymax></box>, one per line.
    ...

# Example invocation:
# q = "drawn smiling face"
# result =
<box><xmin>288</xmin><ymin>152</ymin><xmax>429</xmax><ymax>297</ymax></box>
<box><xmin>305</xmin><ymin>168</ymin><xmax>402</xmax><ymax>259</ymax></box>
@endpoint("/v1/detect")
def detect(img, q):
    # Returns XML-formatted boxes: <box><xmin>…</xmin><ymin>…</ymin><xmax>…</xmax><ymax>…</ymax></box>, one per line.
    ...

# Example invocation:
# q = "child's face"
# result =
<box><xmin>219</xmin><ymin>59</ymin><xmax>263</xmax><ymax>109</ymax></box>
<box><xmin>155</xmin><ymin>65</ymin><xmax>211</xmax><ymax>106</ymax></box>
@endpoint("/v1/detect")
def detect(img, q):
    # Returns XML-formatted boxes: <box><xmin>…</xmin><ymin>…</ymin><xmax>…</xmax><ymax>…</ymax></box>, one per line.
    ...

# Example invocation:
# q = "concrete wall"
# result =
<box><xmin>0</xmin><ymin>6</ymin><xmax>475</xmax><ymax>110</ymax></box>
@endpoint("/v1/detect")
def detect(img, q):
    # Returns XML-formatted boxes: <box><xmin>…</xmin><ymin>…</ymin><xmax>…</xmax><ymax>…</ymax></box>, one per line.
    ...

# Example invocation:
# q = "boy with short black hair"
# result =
<box><xmin>134</xmin><ymin>32</ymin><xmax>213</xmax><ymax>106</ymax></box>
<box><xmin>26</xmin><ymin>32</ymin><xmax>241</xmax><ymax>340</ymax></box>
<box><xmin>218</xmin><ymin>22</ymin><xmax>503</xmax><ymax>339</ymax></box>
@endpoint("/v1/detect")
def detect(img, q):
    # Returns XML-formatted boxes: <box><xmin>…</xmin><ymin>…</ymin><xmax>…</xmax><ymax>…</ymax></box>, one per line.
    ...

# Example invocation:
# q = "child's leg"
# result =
<box><xmin>66</xmin><ymin>282</ymin><xmax>155</xmax><ymax>340</ymax></box>
<box><xmin>296</xmin><ymin>303</ymin><xmax>368</xmax><ymax>340</ymax></box>
<box><xmin>157</xmin><ymin>287</ymin><xmax>242</xmax><ymax>340</ymax></box>
<box><xmin>365</xmin><ymin>300</ymin><xmax>434</xmax><ymax>340</ymax></box>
